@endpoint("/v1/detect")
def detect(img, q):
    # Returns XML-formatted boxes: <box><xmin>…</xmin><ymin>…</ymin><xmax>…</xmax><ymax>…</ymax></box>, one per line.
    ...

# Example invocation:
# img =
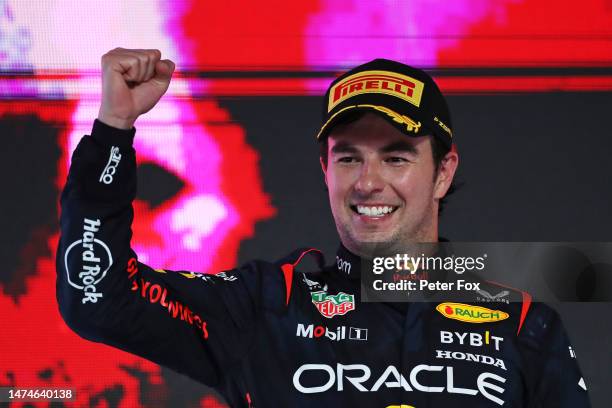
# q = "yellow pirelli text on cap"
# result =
<box><xmin>436</xmin><ymin>302</ymin><xmax>509</xmax><ymax>323</ymax></box>
<box><xmin>328</xmin><ymin>70</ymin><xmax>425</xmax><ymax>112</ymax></box>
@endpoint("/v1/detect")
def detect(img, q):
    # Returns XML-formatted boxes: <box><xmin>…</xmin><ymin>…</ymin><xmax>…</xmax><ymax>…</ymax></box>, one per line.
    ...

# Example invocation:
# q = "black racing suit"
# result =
<box><xmin>57</xmin><ymin>119</ymin><xmax>591</xmax><ymax>407</ymax></box>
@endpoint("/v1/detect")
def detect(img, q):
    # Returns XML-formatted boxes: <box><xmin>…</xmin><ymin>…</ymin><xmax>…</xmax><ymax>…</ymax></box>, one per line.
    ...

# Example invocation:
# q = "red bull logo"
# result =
<box><xmin>328</xmin><ymin>70</ymin><xmax>425</xmax><ymax>111</ymax></box>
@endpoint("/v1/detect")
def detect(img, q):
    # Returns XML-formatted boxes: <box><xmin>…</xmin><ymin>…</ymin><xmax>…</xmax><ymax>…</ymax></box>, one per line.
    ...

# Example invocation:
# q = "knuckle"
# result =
<box><xmin>125</xmin><ymin>57</ymin><xmax>140</xmax><ymax>73</ymax></box>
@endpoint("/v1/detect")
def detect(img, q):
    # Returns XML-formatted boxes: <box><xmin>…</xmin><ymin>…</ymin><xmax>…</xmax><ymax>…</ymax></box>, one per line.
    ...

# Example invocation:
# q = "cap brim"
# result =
<box><xmin>316</xmin><ymin>104</ymin><xmax>449</xmax><ymax>148</ymax></box>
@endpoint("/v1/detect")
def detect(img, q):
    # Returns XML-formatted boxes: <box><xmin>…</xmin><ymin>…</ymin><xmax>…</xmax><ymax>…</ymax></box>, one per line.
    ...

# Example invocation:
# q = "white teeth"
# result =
<box><xmin>356</xmin><ymin>205</ymin><xmax>396</xmax><ymax>216</ymax></box>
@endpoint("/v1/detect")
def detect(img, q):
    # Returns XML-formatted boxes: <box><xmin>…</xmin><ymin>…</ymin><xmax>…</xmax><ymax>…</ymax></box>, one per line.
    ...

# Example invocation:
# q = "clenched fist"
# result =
<box><xmin>97</xmin><ymin>48</ymin><xmax>175</xmax><ymax>129</ymax></box>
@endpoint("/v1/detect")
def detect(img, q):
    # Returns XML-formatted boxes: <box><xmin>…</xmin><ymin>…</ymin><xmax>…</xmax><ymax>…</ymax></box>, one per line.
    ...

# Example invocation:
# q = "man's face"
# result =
<box><xmin>322</xmin><ymin>112</ymin><xmax>456</xmax><ymax>256</ymax></box>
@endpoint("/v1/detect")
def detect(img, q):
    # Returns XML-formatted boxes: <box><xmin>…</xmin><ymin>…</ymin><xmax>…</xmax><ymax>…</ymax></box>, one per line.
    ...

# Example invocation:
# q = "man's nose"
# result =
<box><xmin>354</xmin><ymin>160</ymin><xmax>385</xmax><ymax>195</ymax></box>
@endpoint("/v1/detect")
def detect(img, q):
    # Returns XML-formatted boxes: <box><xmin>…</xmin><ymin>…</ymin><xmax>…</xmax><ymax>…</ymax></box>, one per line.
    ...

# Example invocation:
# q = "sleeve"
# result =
<box><xmin>56</xmin><ymin>119</ymin><xmax>263</xmax><ymax>387</ymax></box>
<box><xmin>519</xmin><ymin>303</ymin><xmax>591</xmax><ymax>408</ymax></box>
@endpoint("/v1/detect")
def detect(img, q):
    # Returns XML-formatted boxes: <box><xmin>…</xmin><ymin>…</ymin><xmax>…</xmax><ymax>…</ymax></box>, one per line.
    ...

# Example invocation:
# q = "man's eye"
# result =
<box><xmin>385</xmin><ymin>157</ymin><xmax>409</xmax><ymax>164</ymax></box>
<box><xmin>337</xmin><ymin>156</ymin><xmax>358</xmax><ymax>163</ymax></box>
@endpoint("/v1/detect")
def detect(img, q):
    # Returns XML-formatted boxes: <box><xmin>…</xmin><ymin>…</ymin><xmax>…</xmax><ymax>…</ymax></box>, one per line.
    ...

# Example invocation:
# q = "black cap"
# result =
<box><xmin>316</xmin><ymin>58</ymin><xmax>453</xmax><ymax>148</ymax></box>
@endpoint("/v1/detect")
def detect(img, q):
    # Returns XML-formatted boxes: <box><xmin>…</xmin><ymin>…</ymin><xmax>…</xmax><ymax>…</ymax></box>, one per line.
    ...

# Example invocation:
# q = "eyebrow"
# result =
<box><xmin>380</xmin><ymin>140</ymin><xmax>417</xmax><ymax>154</ymax></box>
<box><xmin>330</xmin><ymin>141</ymin><xmax>359</xmax><ymax>155</ymax></box>
<box><xmin>330</xmin><ymin>140</ymin><xmax>417</xmax><ymax>155</ymax></box>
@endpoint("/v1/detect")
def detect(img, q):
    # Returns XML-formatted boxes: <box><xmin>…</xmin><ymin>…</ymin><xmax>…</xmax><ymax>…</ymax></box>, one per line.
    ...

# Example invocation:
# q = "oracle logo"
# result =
<box><xmin>292</xmin><ymin>363</ymin><xmax>506</xmax><ymax>405</ymax></box>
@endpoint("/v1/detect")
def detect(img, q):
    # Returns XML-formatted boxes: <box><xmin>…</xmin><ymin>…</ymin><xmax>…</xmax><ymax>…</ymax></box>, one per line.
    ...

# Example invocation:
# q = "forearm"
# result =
<box><xmin>56</xmin><ymin>119</ymin><xmax>137</xmax><ymax>332</ymax></box>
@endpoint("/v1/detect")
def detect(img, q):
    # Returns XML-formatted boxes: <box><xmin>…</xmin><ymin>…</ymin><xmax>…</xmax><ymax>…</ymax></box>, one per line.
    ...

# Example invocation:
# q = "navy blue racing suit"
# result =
<box><xmin>56</xmin><ymin>120</ymin><xmax>591</xmax><ymax>407</ymax></box>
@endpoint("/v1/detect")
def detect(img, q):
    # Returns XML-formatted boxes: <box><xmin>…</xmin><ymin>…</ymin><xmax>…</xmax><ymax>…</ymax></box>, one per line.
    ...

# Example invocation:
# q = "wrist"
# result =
<box><xmin>97</xmin><ymin>112</ymin><xmax>136</xmax><ymax>130</ymax></box>
<box><xmin>91</xmin><ymin>118</ymin><xmax>136</xmax><ymax>149</ymax></box>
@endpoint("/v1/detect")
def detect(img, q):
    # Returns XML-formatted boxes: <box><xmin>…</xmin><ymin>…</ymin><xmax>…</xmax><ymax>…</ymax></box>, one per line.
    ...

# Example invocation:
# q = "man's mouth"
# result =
<box><xmin>350</xmin><ymin>205</ymin><xmax>398</xmax><ymax>217</ymax></box>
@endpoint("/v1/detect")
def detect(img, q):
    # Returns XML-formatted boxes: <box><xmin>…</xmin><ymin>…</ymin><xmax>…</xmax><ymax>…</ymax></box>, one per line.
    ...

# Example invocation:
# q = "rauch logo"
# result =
<box><xmin>436</xmin><ymin>302</ymin><xmax>509</xmax><ymax>323</ymax></box>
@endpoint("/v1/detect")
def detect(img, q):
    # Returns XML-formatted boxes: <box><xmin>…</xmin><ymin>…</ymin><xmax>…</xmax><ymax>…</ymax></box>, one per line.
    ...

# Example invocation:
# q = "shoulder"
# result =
<box><xmin>445</xmin><ymin>276</ymin><xmax>533</xmax><ymax>336</ymax></box>
<box><xmin>458</xmin><ymin>277</ymin><xmax>567</xmax><ymax>345</ymax></box>
<box><xmin>238</xmin><ymin>247</ymin><xmax>328</xmax><ymax>309</ymax></box>
<box><xmin>272</xmin><ymin>247</ymin><xmax>326</xmax><ymax>269</ymax></box>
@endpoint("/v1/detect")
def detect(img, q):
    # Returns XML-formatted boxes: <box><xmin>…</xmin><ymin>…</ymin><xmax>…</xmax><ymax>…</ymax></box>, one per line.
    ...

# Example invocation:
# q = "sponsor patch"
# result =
<box><xmin>435</xmin><ymin>349</ymin><xmax>507</xmax><ymax>371</ymax></box>
<box><xmin>328</xmin><ymin>70</ymin><xmax>425</xmax><ymax>111</ymax></box>
<box><xmin>434</xmin><ymin>116</ymin><xmax>452</xmax><ymax>137</ymax></box>
<box><xmin>296</xmin><ymin>323</ymin><xmax>368</xmax><ymax>341</ymax></box>
<box><xmin>99</xmin><ymin>146</ymin><xmax>122</xmax><ymax>184</ymax></box>
<box><xmin>129</xmin><ymin>275</ymin><xmax>209</xmax><ymax>339</ymax></box>
<box><xmin>476</xmin><ymin>289</ymin><xmax>510</xmax><ymax>304</ymax></box>
<box><xmin>440</xmin><ymin>330</ymin><xmax>504</xmax><ymax>351</ymax></box>
<box><xmin>292</xmin><ymin>363</ymin><xmax>506</xmax><ymax>405</ymax></box>
<box><xmin>178</xmin><ymin>270</ymin><xmax>238</xmax><ymax>283</ymax></box>
<box><xmin>335</xmin><ymin>255</ymin><xmax>352</xmax><ymax>275</ymax></box>
<box><xmin>436</xmin><ymin>302</ymin><xmax>509</xmax><ymax>323</ymax></box>
<box><xmin>64</xmin><ymin>218</ymin><xmax>112</xmax><ymax>304</ymax></box>
<box><xmin>311</xmin><ymin>291</ymin><xmax>355</xmax><ymax>318</ymax></box>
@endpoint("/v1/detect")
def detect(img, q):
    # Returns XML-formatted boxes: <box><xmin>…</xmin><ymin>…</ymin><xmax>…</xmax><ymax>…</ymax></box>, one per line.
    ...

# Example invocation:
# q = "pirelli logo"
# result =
<box><xmin>328</xmin><ymin>70</ymin><xmax>425</xmax><ymax>112</ymax></box>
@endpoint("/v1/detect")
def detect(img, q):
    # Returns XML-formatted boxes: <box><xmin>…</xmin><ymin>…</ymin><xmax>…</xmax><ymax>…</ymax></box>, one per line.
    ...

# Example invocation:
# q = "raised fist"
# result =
<box><xmin>97</xmin><ymin>48</ymin><xmax>175</xmax><ymax>129</ymax></box>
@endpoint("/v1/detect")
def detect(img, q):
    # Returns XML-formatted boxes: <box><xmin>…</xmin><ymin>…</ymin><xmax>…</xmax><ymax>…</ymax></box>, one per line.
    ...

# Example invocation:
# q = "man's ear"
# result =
<box><xmin>433</xmin><ymin>146</ymin><xmax>459</xmax><ymax>199</ymax></box>
<box><xmin>320</xmin><ymin>157</ymin><xmax>328</xmax><ymax>187</ymax></box>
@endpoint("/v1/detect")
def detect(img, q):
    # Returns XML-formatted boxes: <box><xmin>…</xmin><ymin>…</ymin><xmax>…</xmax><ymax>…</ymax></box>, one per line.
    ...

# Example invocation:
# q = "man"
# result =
<box><xmin>57</xmin><ymin>48</ymin><xmax>590</xmax><ymax>407</ymax></box>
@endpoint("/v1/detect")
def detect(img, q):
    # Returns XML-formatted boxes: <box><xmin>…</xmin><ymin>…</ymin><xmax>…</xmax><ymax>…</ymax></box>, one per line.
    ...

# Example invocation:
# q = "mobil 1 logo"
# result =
<box><xmin>296</xmin><ymin>323</ymin><xmax>368</xmax><ymax>342</ymax></box>
<box><xmin>63</xmin><ymin>218</ymin><xmax>113</xmax><ymax>304</ymax></box>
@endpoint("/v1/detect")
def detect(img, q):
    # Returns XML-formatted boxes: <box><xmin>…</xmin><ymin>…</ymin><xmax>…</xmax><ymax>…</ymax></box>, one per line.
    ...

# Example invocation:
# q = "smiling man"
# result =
<box><xmin>323</xmin><ymin>112</ymin><xmax>455</xmax><ymax>253</ymax></box>
<box><xmin>57</xmin><ymin>50</ymin><xmax>590</xmax><ymax>407</ymax></box>
<box><xmin>318</xmin><ymin>59</ymin><xmax>458</xmax><ymax>259</ymax></box>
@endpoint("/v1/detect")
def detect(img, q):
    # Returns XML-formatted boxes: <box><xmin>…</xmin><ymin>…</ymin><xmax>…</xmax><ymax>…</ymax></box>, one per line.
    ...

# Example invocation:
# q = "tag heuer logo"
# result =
<box><xmin>311</xmin><ymin>291</ymin><xmax>355</xmax><ymax>318</ymax></box>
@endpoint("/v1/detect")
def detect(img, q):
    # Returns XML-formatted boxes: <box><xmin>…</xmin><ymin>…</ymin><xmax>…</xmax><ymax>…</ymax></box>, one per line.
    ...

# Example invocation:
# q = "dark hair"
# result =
<box><xmin>318</xmin><ymin>111</ymin><xmax>458</xmax><ymax>214</ymax></box>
